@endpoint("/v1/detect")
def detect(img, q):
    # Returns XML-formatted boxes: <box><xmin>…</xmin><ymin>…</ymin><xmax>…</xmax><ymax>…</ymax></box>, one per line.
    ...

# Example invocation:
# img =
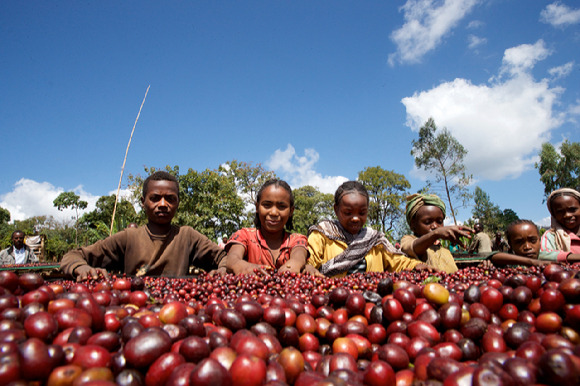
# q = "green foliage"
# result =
<box><xmin>219</xmin><ymin>160</ymin><xmax>277</xmax><ymax>227</ymax></box>
<box><xmin>471</xmin><ymin>187</ymin><xmax>519</xmax><ymax>233</ymax></box>
<box><xmin>535</xmin><ymin>140</ymin><xmax>580</xmax><ymax>198</ymax></box>
<box><xmin>358</xmin><ymin>166</ymin><xmax>410</xmax><ymax>234</ymax></box>
<box><xmin>80</xmin><ymin>195</ymin><xmax>138</xmax><ymax>234</ymax></box>
<box><xmin>411</xmin><ymin>118</ymin><xmax>472</xmax><ymax>224</ymax></box>
<box><xmin>177</xmin><ymin>167</ymin><xmax>245</xmax><ymax>240</ymax></box>
<box><xmin>293</xmin><ymin>186</ymin><xmax>334</xmax><ymax>235</ymax></box>
<box><xmin>0</xmin><ymin>207</ymin><xmax>10</xmax><ymax>224</ymax></box>
<box><xmin>53</xmin><ymin>191</ymin><xmax>88</xmax><ymax>246</ymax></box>
<box><xmin>501</xmin><ymin>209</ymin><xmax>519</xmax><ymax>228</ymax></box>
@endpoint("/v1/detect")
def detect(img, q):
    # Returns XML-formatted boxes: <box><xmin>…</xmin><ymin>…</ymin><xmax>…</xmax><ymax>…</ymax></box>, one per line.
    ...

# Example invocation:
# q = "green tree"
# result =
<box><xmin>178</xmin><ymin>167</ymin><xmax>245</xmax><ymax>239</ymax></box>
<box><xmin>472</xmin><ymin>187</ymin><xmax>502</xmax><ymax>233</ymax></box>
<box><xmin>293</xmin><ymin>186</ymin><xmax>334</xmax><ymax>235</ymax></box>
<box><xmin>80</xmin><ymin>195</ymin><xmax>138</xmax><ymax>233</ymax></box>
<box><xmin>53</xmin><ymin>191</ymin><xmax>88</xmax><ymax>246</ymax></box>
<box><xmin>411</xmin><ymin>118</ymin><xmax>472</xmax><ymax>224</ymax></box>
<box><xmin>219</xmin><ymin>160</ymin><xmax>277</xmax><ymax>227</ymax></box>
<box><xmin>0</xmin><ymin>207</ymin><xmax>10</xmax><ymax>224</ymax></box>
<box><xmin>471</xmin><ymin>187</ymin><xmax>519</xmax><ymax>233</ymax></box>
<box><xmin>358</xmin><ymin>166</ymin><xmax>410</xmax><ymax>234</ymax></box>
<box><xmin>500</xmin><ymin>209</ymin><xmax>519</xmax><ymax>229</ymax></box>
<box><xmin>535</xmin><ymin>140</ymin><xmax>580</xmax><ymax>198</ymax></box>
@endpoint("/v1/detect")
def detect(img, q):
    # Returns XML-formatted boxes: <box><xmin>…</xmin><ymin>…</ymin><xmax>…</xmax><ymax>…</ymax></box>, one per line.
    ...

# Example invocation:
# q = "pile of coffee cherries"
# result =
<box><xmin>1</xmin><ymin>263</ymin><xmax>579</xmax><ymax>385</ymax></box>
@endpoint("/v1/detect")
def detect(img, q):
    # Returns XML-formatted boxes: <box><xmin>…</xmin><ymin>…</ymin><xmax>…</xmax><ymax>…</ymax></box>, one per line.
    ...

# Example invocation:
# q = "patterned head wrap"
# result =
<box><xmin>405</xmin><ymin>193</ymin><xmax>446</xmax><ymax>225</ymax></box>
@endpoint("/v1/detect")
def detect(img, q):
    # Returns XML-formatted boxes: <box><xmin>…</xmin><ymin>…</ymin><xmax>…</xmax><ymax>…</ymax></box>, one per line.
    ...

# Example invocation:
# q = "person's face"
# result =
<box><xmin>551</xmin><ymin>195</ymin><xmax>580</xmax><ymax>232</ymax></box>
<box><xmin>335</xmin><ymin>193</ymin><xmax>368</xmax><ymax>235</ymax></box>
<box><xmin>141</xmin><ymin>180</ymin><xmax>179</xmax><ymax>226</ymax></box>
<box><xmin>257</xmin><ymin>185</ymin><xmax>293</xmax><ymax>235</ymax></box>
<box><xmin>412</xmin><ymin>205</ymin><xmax>444</xmax><ymax>236</ymax></box>
<box><xmin>11</xmin><ymin>232</ymin><xmax>24</xmax><ymax>249</ymax></box>
<box><xmin>474</xmin><ymin>224</ymin><xmax>483</xmax><ymax>233</ymax></box>
<box><xmin>508</xmin><ymin>224</ymin><xmax>540</xmax><ymax>258</ymax></box>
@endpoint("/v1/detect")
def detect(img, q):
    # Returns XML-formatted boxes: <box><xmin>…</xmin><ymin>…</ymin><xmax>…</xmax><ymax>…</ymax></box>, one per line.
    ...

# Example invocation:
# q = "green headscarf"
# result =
<box><xmin>405</xmin><ymin>193</ymin><xmax>446</xmax><ymax>225</ymax></box>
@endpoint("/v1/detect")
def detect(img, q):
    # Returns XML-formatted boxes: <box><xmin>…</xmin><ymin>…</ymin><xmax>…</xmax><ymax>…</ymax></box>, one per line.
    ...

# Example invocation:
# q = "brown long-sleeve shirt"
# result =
<box><xmin>60</xmin><ymin>225</ymin><xmax>226</xmax><ymax>278</ymax></box>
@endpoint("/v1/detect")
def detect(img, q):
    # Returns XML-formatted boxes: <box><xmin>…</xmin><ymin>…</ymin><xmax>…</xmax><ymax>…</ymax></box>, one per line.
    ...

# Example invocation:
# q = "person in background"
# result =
<box><xmin>540</xmin><ymin>187</ymin><xmax>580</xmax><ymax>263</ymax></box>
<box><xmin>483</xmin><ymin>220</ymin><xmax>550</xmax><ymax>267</ymax></box>
<box><xmin>60</xmin><ymin>171</ymin><xmax>227</xmax><ymax>280</ymax></box>
<box><xmin>217</xmin><ymin>235</ymin><xmax>228</xmax><ymax>249</ymax></box>
<box><xmin>306</xmin><ymin>181</ymin><xmax>428</xmax><ymax>278</ymax></box>
<box><xmin>401</xmin><ymin>193</ymin><xmax>471</xmax><ymax>273</ymax></box>
<box><xmin>468</xmin><ymin>223</ymin><xmax>492</xmax><ymax>255</ymax></box>
<box><xmin>492</xmin><ymin>231</ymin><xmax>508</xmax><ymax>252</ymax></box>
<box><xmin>226</xmin><ymin>179</ymin><xmax>308</xmax><ymax>275</ymax></box>
<box><xmin>0</xmin><ymin>230</ymin><xmax>39</xmax><ymax>265</ymax></box>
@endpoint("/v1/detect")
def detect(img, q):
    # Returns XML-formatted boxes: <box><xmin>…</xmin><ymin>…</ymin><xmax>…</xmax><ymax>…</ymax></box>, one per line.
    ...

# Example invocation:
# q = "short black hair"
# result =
<box><xmin>254</xmin><ymin>179</ymin><xmax>294</xmax><ymax>231</ymax></box>
<box><xmin>505</xmin><ymin>219</ymin><xmax>538</xmax><ymax>246</ymax></box>
<box><xmin>142</xmin><ymin>171</ymin><xmax>179</xmax><ymax>198</ymax></box>
<box><xmin>11</xmin><ymin>230</ymin><xmax>24</xmax><ymax>238</ymax></box>
<box><xmin>334</xmin><ymin>181</ymin><xmax>369</xmax><ymax>207</ymax></box>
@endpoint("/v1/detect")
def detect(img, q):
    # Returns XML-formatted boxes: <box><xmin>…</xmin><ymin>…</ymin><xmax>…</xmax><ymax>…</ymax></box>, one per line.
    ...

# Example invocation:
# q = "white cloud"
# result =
<box><xmin>266</xmin><ymin>144</ymin><xmax>348</xmax><ymax>194</ymax></box>
<box><xmin>0</xmin><ymin>179</ymin><xmax>100</xmax><ymax>223</ymax></box>
<box><xmin>402</xmin><ymin>40</ymin><xmax>566</xmax><ymax>181</ymax></box>
<box><xmin>540</xmin><ymin>2</ymin><xmax>580</xmax><ymax>27</ymax></box>
<box><xmin>467</xmin><ymin>34</ymin><xmax>487</xmax><ymax>50</ymax></box>
<box><xmin>388</xmin><ymin>0</ymin><xmax>479</xmax><ymax>65</ymax></box>
<box><xmin>497</xmin><ymin>40</ymin><xmax>551</xmax><ymax>78</ymax></box>
<box><xmin>569</xmin><ymin>99</ymin><xmax>580</xmax><ymax>116</ymax></box>
<box><xmin>548</xmin><ymin>61</ymin><xmax>574</xmax><ymax>80</ymax></box>
<box><xmin>536</xmin><ymin>216</ymin><xmax>552</xmax><ymax>228</ymax></box>
<box><xmin>466</xmin><ymin>20</ymin><xmax>484</xmax><ymax>29</ymax></box>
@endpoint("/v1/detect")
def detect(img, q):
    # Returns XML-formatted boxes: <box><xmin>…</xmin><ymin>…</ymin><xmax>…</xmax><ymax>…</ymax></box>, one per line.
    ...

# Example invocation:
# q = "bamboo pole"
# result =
<box><xmin>110</xmin><ymin>85</ymin><xmax>150</xmax><ymax>235</ymax></box>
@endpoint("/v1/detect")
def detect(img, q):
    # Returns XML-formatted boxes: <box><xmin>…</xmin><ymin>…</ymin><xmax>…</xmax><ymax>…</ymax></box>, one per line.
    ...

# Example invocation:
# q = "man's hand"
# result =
<box><xmin>208</xmin><ymin>267</ymin><xmax>227</xmax><ymax>276</ymax></box>
<box><xmin>74</xmin><ymin>265</ymin><xmax>109</xmax><ymax>281</ymax></box>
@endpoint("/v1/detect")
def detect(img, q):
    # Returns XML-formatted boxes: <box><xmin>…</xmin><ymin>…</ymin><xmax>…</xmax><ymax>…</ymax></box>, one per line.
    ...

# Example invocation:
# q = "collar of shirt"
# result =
<box><xmin>255</xmin><ymin>229</ymin><xmax>290</xmax><ymax>251</ymax></box>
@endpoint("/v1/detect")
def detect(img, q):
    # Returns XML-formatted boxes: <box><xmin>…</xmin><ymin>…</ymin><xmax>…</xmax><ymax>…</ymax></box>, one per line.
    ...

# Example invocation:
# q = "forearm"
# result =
<box><xmin>279</xmin><ymin>248</ymin><xmax>307</xmax><ymax>273</ymax></box>
<box><xmin>566</xmin><ymin>253</ymin><xmax>580</xmax><ymax>262</ymax></box>
<box><xmin>60</xmin><ymin>250</ymin><xmax>91</xmax><ymax>277</ymax></box>
<box><xmin>490</xmin><ymin>253</ymin><xmax>543</xmax><ymax>266</ymax></box>
<box><xmin>411</xmin><ymin>233</ymin><xmax>440</xmax><ymax>258</ymax></box>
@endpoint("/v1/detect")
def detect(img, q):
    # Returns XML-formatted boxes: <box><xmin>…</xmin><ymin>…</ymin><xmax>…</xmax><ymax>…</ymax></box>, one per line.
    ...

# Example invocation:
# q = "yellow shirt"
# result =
<box><xmin>307</xmin><ymin>230</ymin><xmax>420</xmax><ymax>278</ymax></box>
<box><xmin>400</xmin><ymin>234</ymin><xmax>458</xmax><ymax>273</ymax></box>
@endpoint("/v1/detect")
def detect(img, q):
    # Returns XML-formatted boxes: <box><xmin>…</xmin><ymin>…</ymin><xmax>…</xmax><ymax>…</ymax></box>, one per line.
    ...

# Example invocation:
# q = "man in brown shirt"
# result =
<box><xmin>60</xmin><ymin>171</ymin><xmax>227</xmax><ymax>281</ymax></box>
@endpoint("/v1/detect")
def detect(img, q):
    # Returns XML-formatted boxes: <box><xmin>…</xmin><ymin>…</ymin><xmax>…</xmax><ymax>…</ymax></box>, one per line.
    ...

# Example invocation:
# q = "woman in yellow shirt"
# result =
<box><xmin>305</xmin><ymin>181</ymin><xmax>428</xmax><ymax>278</ymax></box>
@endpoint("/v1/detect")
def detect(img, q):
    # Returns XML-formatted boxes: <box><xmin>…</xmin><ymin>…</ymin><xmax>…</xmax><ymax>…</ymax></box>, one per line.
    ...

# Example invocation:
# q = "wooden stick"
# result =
<box><xmin>110</xmin><ymin>85</ymin><xmax>150</xmax><ymax>235</ymax></box>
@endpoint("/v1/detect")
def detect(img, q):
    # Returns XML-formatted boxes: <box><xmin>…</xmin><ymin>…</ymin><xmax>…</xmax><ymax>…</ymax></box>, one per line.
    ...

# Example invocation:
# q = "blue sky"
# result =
<box><xmin>1</xmin><ymin>1</ymin><xmax>579</xmax><ymax>229</ymax></box>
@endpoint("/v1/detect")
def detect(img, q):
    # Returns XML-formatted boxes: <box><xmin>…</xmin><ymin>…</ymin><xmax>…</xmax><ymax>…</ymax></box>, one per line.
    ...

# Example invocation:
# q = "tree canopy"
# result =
<box><xmin>358</xmin><ymin>166</ymin><xmax>410</xmax><ymax>235</ymax></box>
<box><xmin>471</xmin><ymin>186</ymin><xmax>519</xmax><ymax>233</ymax></box>
<box><xmin>536</xmin><ymin>140</ymin><xmax>580</xmax><ymax>198</ymax></box>
<box><xmin>292</xmin><ymin>185</ymin><xmax>334</xmax><ymax>235</ymax></box>
<box><xmin>53</xmin><ymin>191</ymin><xmax>88</xmax><ymax>246</ymax></box>
<box><xmin>411</xmin><ymin>118</ymin><xmax>472</xmax><ymax>224</ymax></box>
<box><xmin>219</xmin><ymin>160</ymin><xmax>277</xmax><ymax>228</ymax></box>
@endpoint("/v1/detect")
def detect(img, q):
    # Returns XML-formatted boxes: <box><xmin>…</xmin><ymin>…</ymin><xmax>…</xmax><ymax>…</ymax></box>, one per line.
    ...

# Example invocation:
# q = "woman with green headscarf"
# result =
<box><xmin>400</xmin><ymin>193</ymin><xmax>473</xmax><ymax>273</ymax></box>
